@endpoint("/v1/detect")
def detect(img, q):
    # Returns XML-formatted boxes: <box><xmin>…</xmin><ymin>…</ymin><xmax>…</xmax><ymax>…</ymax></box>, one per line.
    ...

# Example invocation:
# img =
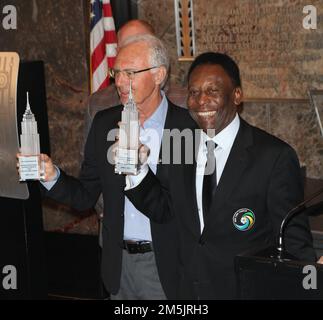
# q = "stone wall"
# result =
<box><xmin>0</xmin><ymin>0</ymin><xmax>97</xmax><ymax>234</ymax></box>
<box><xmin>138</xmin><ymin>0</ymin><xmax>323</xmax><ymax>98</ymax></box>
<box><xmin>0</xmin><ymin>0</ymin><xmax>322</xmax><ymax>234</ymax></box>
<box><xmin>0</xmin><ymin>0</ymin><xmax>89</xmax><ymax>174</ymax></box>
<box><xmin>241</xmin><ymin>100</ymin><xmax>323</xmax><ymax>179</ymax></box>
<box><xmin>138</xmin><ymin>0</ymin><xmax>323</xmax><ymax>179</ymax></box>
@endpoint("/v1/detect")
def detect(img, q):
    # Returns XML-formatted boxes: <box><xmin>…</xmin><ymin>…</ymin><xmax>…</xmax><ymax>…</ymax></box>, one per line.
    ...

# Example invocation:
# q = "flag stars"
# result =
<box><xmin>90</xmin><ymin>0</ymin><xmax>96</xmax><ymax>19</ymax></box>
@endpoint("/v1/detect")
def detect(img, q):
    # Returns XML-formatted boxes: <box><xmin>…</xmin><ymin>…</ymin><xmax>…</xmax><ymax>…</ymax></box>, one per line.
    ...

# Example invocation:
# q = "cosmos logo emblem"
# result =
<box><xmin>233</xmin><ymin>208</ymin><xmax>255</xmax><ymax>231</ymax></box>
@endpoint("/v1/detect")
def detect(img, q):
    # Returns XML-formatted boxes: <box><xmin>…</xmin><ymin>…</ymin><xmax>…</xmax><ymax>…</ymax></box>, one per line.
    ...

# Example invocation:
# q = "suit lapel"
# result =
<box><xmin>104</xmin><ymin>107</ymin><xmax>126</xmax><ymax>203</ymax></box>
<box><xmin>202</xmin><ymin>118</ymin><xmax>253</xmax><ymax>236</ymax></box>
<box><xmin>156</xmin><ymin>100</ymin><xmax>173</xmax><ymax>181</ymax></box>
<box><xmin>158</xmin><ymin>102</ymin><xmax>201</xmax><ymax>236</ymax></box>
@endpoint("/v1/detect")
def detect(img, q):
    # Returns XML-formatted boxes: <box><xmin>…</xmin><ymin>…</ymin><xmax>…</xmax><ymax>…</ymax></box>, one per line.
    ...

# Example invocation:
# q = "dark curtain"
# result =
<box><xmin>110</xmin><ymin>0</ymin><xmax>138</xmax><ymax>31</ymax></box>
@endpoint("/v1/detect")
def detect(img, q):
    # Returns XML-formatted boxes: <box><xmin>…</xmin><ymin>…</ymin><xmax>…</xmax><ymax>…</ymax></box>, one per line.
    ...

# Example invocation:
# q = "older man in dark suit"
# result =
<box><xmin>125</xmin><ymin>52</ymin><xmax>317</xmax><ymax>299</ymax></box>
<box><xmin>35</xmin><ymin>34</ymin><xmax>197</xmax><ymax>300</ymax></box>
<box><xmin>83</xmin><ymin>20</ymin><xmax>187</xmax><ymax>249</ymax></box>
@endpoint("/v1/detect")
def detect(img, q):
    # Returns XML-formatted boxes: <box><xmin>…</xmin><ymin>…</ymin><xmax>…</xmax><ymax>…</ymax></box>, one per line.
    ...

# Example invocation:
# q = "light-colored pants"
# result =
<box><xmin>110</xmin><ymin>249</ymin><xmax>166</xmax><ymax>300</ymax></box>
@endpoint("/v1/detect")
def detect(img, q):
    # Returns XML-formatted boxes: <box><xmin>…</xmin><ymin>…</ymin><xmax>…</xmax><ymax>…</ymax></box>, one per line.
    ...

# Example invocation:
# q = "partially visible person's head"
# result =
<box><xmin>187</xmin><ymin>52</ymin><xmax>243</xmax><ymax>136</ymax></box>
<box><xmin>113</xmin><ymin>34</ymin><xmax>169</xmax><ymax>120</ymax></box>
<box><xmin>117</xmin><ymin>19</ymin><xmax>155</xmax><ymax>48</ymax></box>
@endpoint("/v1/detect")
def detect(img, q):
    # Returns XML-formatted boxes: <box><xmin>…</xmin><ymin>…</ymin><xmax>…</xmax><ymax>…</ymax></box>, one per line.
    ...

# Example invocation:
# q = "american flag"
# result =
<box><xmin>90</xmin><ymin>0</ymin><xmax>117</xmax><ymax>93</ymax></box>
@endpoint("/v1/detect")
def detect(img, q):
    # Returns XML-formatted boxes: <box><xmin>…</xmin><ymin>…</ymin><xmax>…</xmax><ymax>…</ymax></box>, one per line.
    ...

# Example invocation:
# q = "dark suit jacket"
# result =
<box><xmin>43</xmin><ymin>100</ymin><xmax>197</xmax><ymax>299</ymax></box>
<box><xmin>125</xmin><ymin>117</ymin><xmax>317</xmax><ymax>299</ymax></box>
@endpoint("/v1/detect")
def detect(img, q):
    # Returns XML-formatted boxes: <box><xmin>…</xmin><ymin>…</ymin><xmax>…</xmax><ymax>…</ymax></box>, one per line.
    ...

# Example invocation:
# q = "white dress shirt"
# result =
<box><xmin>42</xmin><ymin>91</ymin><xmax>168</xmax><ymax>242</ymax></box>
<box><xmin>196</xmin><ymin>113</ymin><xmax>240</xmax><ymax>233</ymax></box>
<box><xmin>123</xmin><ymin>91</ymin><xmax>168</xmax><ymax>241</ymax></box>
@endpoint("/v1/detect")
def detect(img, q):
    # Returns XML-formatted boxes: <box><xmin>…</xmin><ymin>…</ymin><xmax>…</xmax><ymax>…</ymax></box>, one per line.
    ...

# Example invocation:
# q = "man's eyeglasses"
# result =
<box><xmin>109</xmin><ymin>66</ymin><xmax>160</xmax><ymax>80</ymax></box>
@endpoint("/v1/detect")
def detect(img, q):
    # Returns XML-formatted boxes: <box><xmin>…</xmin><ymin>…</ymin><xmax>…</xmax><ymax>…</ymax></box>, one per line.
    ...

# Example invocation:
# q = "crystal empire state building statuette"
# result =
<box><xmin>18</xmin><ymin>92</ymin><xmax>44</xmax><ymax>181</ymax></box>
<box><xmin>115</xmin><ymin>80</ymin><xmax>140</xmax><ymax>175</ymax></box>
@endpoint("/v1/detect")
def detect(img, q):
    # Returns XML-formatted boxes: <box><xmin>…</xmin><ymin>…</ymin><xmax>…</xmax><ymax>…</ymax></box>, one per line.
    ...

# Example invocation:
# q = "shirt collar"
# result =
<box><xmin>142</xmin><ymin>90</ymin><xmax>168</xmax><ymax>130</ymax></box>
<box><xmin>202</xmin><ymin>113</ymin><xmax>240</xmax><ymax>150</ymax></box>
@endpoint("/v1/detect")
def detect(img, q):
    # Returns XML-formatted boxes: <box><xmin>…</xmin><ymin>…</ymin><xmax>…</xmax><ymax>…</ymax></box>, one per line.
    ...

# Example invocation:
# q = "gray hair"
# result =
<box><xmin>121</xmin><ymin>34</ymin><xmax>170</xmax><ymax>87</ymax></box>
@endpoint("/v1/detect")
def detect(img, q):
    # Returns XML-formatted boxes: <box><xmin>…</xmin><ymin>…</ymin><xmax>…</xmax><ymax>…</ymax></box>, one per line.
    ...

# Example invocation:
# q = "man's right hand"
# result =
<box><xmin>16</xmin><ymin>153</ymin><xmax>57</xmax><ymax>182</ymax></box>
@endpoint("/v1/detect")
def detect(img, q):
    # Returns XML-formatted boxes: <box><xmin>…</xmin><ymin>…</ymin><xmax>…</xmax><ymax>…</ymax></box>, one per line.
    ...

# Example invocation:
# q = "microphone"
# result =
<box><xmin>277</xmin><ymin>187</ymin><xmax>323</xmax><ymax>259</ymax></box>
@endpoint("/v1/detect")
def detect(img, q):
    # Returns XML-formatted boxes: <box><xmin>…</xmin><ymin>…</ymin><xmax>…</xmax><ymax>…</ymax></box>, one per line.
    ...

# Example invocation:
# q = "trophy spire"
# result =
<box><xmin>26</xmin><ymin>91</ymin><xmax>31</xmax><ymax>110</ymax></box>
<box><xmin>20</xmin><ymin>92</ymin><xmax>40</xmax><ymax>155</ymax></box>
<box><xmin>23</xmin><ymin>92</ymin><xmax>33</xmax><ymax>121</ymax></box>
<box><xmin>128</xmin><ymin>79</ymin><xmax>133</xmax><ymax>102</ymax></box>
<box><xmin>125</xmin><ymin>79</ymin><xmax>136</xmax><ymax>111</ymax></box>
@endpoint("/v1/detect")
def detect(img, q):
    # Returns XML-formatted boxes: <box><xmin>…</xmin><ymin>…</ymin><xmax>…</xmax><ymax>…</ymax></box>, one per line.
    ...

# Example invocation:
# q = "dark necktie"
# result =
<box><xmin>202</xmin><ymin>140</ymin><xmax>217</xmax><ymax>219</ymax></box>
